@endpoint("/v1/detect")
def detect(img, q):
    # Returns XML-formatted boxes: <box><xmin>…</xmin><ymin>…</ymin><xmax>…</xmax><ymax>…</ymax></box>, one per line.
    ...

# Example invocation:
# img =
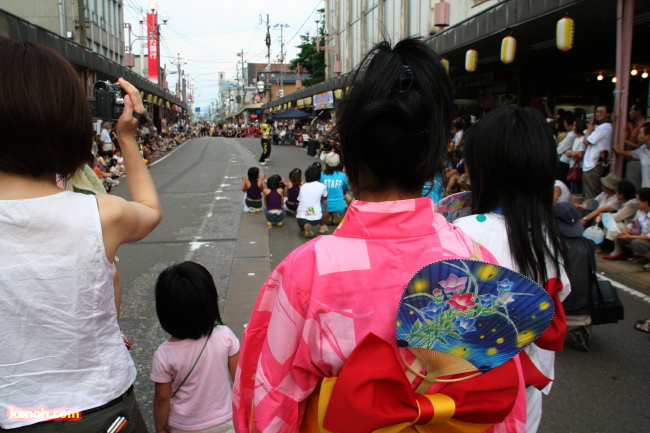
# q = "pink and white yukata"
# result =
<box><xmin>232</xmin><ymin>198</ymin><xmax>527</xmax><ymax>433</ymax></box>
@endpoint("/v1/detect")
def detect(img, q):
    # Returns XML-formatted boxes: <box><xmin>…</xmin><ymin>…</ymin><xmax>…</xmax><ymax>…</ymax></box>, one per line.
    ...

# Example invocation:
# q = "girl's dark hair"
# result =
<box><xmin>638</xmin><ymin>187</ymin><xmax>650</xmax><ymax>203</ymax></box>
<box><xmin>305</xmin><ymin>165</ymin><xmax>321</xmax><ymax>183</ymax></box>
<box><xmin>155</xmin><ymin>261</ymin><xmax>223</xmax><ymax>340</ymax></box>
<box><xmin>464</xmin><ymin>106</ymin><xmax>566</xmax><ymax>284</ymax></box>
<box><xmin>337</xmin><ymin>38</ymin><xmax>453</xmax><ymax>196</ymax></box>
<box><xmin>0</xmin><ymin>38</ymin><xmax>94</xmax><ymax>178</ymax></box>
<box><xmin>574</xmin><ymin>119</ymin><xmax>587</xmax><ymax>134</ymax></box>
<box><xmin>289</xmin><ymin>168</ymin><xmax>302</xmax><ymax>184</ymax></box>
<box><xmin>267</xmin><ymin>174</ymin><xmax>281</xmax><ymax>189</ymax></box>
<box><xmin>248</xmin><ymin>167</ymin><xmax>259</xmax><ymax>181</ymax></box>
<box><xmin>617</xmin><ymin>180</ymin><xmax>637</xmax><ymax>201</ymax></box>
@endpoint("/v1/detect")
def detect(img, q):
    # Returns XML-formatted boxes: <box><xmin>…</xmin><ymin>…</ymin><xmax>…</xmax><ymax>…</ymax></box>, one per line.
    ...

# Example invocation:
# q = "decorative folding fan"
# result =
<box><xmin>434</xmin><ymin>191</ymin><xmax>473</xmax><ymax>223</ymax></box>
<box><xmin>601</xmin><ymin>212</ymin><xmax>619</xmax><ymax>233</ymax></box>
<box><xmin>583</xmin><ymin>226</ymin><xmax>605</xmax><ymax>244</ymax></box>
<box><xmin>581</xmin><ymin>198</ymin><xmax>600</xmax><ymax>211</ymax></box>
<box><xmin>395</xmin><ymin>259</ymin><xmax>554</xmax><ymax>392</ymax></box>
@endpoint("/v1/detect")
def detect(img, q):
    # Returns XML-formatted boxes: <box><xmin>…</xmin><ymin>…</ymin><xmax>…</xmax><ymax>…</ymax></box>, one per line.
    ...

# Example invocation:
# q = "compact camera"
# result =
<box><xmin>89</xmin><ymin>81</ymin><xmax>125</xmax><ymax>120</ymax></box>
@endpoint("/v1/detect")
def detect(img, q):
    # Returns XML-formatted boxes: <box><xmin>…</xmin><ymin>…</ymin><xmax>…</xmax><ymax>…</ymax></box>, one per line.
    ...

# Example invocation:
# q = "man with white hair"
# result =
<box><xmin>99</xmin><ymin>121</ymin><xmax>113</xmax><ymax>156</ymax></box>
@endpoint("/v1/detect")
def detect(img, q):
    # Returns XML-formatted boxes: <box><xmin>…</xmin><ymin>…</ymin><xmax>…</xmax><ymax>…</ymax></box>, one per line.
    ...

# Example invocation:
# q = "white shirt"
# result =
<box><xmin>554</xmin><ymin>180</ymin><xmax>571</xmax><ymax>203</ymax></box>
<box><xmin>297</xmin><ymin>181</ymin><xmax>327</xmax><ymax>220</ymax></box>
<box><xmin>100</xmin><ymin>128</ymin><xmax>112</xmax><ymax>144</ymax></box>
<box><xmin>594</xmin><ymin>191</ymin><xmax>622</xmax><ymax>211</ymax></box>
<box><xmin>583</xmin><ymin>122</ymin><xmax>613</xmax><ymax>171</ymax></box>
<box><xmin>0</xmin><ymin>192</ymin><xmax>135</xmax><ymax>428</ymax></box>
<box><xmin>557</xmin><ymin>130</ymin><xmax>577</xmax><ymax>164</ymax></box>
<box><xmin>454</xmin><ymin>213</ymin><xmax>571</xmax><ymax>395</ymax></box>
<box><xmin>569</xmin><ymin>135</ymin><xmax>586</xmax><ymax>168</ymax></box>
<box><xmin>632</xmin><ymin>144</ymin><xmax>650</xmax><ymax>188</ymax></box>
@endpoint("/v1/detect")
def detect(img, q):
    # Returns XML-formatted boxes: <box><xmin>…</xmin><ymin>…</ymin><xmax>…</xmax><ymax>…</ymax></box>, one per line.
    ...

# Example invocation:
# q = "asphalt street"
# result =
<box><xmin>113</xmin><ymin>137</ymin><xmax>649</xmax><ymax>433</ymax></box>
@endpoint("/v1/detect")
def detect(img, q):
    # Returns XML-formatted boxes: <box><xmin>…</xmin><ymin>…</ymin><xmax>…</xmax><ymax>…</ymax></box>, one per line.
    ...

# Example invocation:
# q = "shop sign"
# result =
<box><xmin>314</xmin><ymin>91</ymin><xmax>334</xmax><ymax>110</ymax></box>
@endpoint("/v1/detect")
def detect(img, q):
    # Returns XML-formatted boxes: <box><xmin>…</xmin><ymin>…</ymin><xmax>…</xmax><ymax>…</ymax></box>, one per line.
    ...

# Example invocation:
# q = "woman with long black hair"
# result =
<box><xmin>455</xmin><ymin>106</ymin><xmax>570</xmax><ymax>433</ymax></box>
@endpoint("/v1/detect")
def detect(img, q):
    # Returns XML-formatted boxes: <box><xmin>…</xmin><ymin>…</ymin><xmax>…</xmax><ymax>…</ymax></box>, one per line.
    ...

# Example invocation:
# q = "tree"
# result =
<box><xmin>288</xmin><ymin>10</ymin><xmax>325</xmax><ymax>87</ymax></box>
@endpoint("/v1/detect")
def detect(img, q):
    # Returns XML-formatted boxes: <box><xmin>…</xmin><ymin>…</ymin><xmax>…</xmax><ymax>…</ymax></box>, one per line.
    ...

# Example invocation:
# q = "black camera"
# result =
<box><xmin>89</xmin><ymin>81</ymin><xmax>125</xmax><ymax>120</ymax></box>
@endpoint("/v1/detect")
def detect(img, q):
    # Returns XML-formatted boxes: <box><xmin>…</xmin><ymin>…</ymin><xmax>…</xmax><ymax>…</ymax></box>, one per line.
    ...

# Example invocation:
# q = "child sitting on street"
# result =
<box><xmin>284</xmin><ymin>168</ymin><xmax>303</xmax><ymax>215</ymax></box>
<box><xmin>296</xmin><ymin>164</ymin><xmax>328</xmax><ymax>238</ymax></box>
<box><xmin>263</xmin><ymin>174</ymin><xmax>285</xmax><ymax>227</ymax></box>
<box><xmin>241</xmin><ymin>167</ymin><xmax>264</xmax><ymax>212</ymax></box>
<box><xmin>151</xmin><ymin>261</ymin><xmax>239</xmax><ymax>433</ymax></box>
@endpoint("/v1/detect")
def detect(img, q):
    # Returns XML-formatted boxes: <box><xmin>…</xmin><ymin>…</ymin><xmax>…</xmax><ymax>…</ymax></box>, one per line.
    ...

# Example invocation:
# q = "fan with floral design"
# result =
<box><xmin>434</xmin><ymin>191</ymin><xmax>473</xmax><ymax>223</ymax></box>
<box><xmin>396</xmin><ymin>259</ymin><xmax>554</xmax><ymax>390</ymax></box>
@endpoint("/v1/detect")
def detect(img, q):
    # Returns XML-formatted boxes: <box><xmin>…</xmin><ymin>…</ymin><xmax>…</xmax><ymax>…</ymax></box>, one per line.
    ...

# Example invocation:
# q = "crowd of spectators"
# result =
<box><xmin>90</xmin><ymin>120</ymin><xmax>189</xmax><ymax>192</ymax></box>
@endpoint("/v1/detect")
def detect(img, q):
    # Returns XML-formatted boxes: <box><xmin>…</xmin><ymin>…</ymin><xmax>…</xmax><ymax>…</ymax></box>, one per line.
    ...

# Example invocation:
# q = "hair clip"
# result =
<box><xmin>400</xmin><ymin>65</ymin><xmax>413</xmax><ymax>82</ymax></box>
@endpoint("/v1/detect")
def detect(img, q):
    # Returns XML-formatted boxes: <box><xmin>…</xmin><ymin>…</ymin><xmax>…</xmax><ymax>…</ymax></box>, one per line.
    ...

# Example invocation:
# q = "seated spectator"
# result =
<box><xmin>601</xmin><ymin>180</ymin><xmax>637</xmax><ymax>258</ymax></box>
<box><xmin>579</xmin><ymin>173</ymin><xmax>622</xmax><ymax>226</ymax></box>
<box><xmin>553</xmin><ymin>179</ymin><xmax>571</xmax><ymax>204</ymax></box>
<box><xmin>606</xmin><ymin>188</ymin><xmax>650</xmax><ymax>269</ymax></box>
<box><xmin>553</xmin><ymin>201</ymin><xmax>595</xmax><ymax>351</ymax></box>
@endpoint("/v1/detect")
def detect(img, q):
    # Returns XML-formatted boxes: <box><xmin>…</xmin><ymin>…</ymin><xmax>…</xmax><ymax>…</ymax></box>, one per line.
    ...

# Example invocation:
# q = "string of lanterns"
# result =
<box><xmin>461</xmin><ymin>16</ymin><xmax>575</xmax><ymax>73</ymax></box>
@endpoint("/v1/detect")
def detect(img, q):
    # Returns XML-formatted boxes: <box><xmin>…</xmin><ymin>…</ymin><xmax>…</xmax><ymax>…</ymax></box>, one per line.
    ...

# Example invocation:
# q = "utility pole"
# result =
<box><xmin>260</xmin><ymin>14</ymin><xmax>271</xmax><ymax>72</ymax></box>
<box><xmin>274</xmin><ymin>23</ymin><xmax>289</xmax><ymax>97</ymax></box>
<box><xmin>236</xmin><ymin>49</ymin><xmax>245</xmax><ymax>105</ymax></box>
<box><xmin>171</xmin><ymin>49</ymin><xmax>186</xmax><ymax>99</ymax></box>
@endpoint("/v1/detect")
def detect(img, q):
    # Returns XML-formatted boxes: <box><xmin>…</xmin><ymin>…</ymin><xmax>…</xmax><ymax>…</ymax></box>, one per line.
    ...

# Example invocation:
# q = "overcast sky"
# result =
<box><xmin>122</xmin><ymin>0</ymin><xmax>324</xmax><ymax>109</ymax></box>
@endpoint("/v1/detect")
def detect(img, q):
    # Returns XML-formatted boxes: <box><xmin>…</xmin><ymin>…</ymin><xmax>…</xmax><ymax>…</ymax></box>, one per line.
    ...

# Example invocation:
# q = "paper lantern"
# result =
<box><xmin>556</xmin><ymin>16</ymin><xmax>574</xmax><ymax>51</ymax></box>
<box><xmin>500</xmin><ymin>36</ymin><xmax>516</xmax><ymax>64</ymax></box>
<box><xmin>465</xmin><ymin>49</ymin><xmax>478</xmax><ymax>73</ymax></box>
<box><xmin>441</xmin><ymin>58</ymin><xmax>449</xmax><ymax>73</ymax></box>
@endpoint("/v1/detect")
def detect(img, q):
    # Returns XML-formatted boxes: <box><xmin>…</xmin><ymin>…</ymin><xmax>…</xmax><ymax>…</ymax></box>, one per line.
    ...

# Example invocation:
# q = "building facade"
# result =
<box><xmin>2</xmin><ymin>0</ymin><xmax>124</xmax><ymax>64</ymax></box>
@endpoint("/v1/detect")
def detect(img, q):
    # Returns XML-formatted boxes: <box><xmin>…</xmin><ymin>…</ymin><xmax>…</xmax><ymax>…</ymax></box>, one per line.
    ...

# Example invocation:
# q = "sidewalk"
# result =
<box><xmin>596</xmin><ymin>253</ymin><xmax>650</xmax><ymax>293</ymax></box>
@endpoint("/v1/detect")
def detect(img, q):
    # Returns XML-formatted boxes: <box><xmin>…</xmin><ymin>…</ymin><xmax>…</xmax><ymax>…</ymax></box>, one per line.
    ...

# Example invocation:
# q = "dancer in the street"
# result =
<box><xmin>259</xmin><ymin>118</ymin><xmax>274</xmax><ymax>165</ymax></box>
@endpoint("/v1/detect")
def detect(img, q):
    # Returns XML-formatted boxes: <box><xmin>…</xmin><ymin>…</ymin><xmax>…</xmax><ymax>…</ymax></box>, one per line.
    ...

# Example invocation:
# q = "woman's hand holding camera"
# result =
<box><xmin>116</xmin><ymin>78</ymin><xmax>145</xmax><ymax>137</ymax></box>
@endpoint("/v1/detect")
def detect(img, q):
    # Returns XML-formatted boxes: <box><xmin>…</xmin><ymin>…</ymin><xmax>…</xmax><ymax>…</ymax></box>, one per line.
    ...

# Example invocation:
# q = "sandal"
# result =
<box><xmin>633</xmin><ymin>320</ymin><xmax>650</xmax><ymax>333</ymax></box>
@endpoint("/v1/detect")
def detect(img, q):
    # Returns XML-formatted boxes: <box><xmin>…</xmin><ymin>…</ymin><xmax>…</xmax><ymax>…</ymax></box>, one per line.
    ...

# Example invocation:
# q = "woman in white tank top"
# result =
<box><xmin>0</xmin><ymin>38</ymin><xmax>161</xmax><ymax>432</ymax></box>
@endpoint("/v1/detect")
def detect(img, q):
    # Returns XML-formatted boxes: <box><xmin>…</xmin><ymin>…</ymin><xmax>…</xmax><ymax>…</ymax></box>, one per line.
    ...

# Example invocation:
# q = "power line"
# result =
<box><xmin>285</xmin><ymin>0</ymin><xmax>323</xmax><ymax>48</ymax></box>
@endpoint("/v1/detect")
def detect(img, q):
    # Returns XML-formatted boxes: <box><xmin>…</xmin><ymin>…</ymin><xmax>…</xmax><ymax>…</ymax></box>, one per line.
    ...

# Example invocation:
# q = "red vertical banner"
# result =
<box><xmin>147</xmin><ymin>12</ymin><xmax>158</xmax><ymax>84</ymax></box>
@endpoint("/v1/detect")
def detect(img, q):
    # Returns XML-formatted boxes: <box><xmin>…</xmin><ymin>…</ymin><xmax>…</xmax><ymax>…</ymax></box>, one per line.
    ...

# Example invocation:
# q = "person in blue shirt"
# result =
<box><xmin>320</xmin><ymin>152</ymin><xmax>350</xmax><ymax>225</ymax></box>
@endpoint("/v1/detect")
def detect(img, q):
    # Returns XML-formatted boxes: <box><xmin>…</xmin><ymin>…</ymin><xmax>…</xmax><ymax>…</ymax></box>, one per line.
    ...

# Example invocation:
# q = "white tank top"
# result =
<box><xmin>0</xmin><ymin>191</ymin><xmax>136</xmax><ymax>428</ymax></box>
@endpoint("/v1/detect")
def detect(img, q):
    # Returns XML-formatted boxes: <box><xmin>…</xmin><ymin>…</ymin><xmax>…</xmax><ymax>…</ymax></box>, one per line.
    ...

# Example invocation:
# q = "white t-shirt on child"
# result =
<box><xmin>151</xmin><ymin>325</ymin><xmax>240</xmax><ymax>431</ymax></box>
<box><xmin>297</xmin><ymin>181</ymin><xmax>327</xmax><ymax>221</ymax></box>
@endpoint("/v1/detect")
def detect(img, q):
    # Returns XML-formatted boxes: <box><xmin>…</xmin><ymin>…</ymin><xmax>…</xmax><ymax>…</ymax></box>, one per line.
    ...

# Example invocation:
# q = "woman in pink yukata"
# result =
<box><xmin>232</xmin><ymin>38</ymin><xmax>527</xmax><ymax>433</ymax></box>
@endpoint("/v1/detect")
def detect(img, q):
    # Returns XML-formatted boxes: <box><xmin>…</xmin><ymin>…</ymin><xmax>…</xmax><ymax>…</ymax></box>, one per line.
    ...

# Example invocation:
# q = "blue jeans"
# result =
<box><xmin>264</xmin><ymin>208</ymin><xmax>285</xmax><ymax>223</ymax></box>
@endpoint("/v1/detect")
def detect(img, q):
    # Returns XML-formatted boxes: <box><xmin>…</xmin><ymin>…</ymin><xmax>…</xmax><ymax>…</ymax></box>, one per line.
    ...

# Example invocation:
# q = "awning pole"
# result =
<box><xmin>613</xmin><ymin>0</ymin><xmax>634</xmax><ymax>177</ymax></box>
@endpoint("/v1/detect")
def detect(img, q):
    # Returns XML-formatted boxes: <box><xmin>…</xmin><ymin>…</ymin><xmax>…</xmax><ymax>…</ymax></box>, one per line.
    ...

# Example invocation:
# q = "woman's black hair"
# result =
<box><xmin>247</xmin><ymin>167</ymin><xmax>259</xmax><ymax>181</ymax></box>
<box><xmin>267</xmin><ymin>174</ymin><xmax>281</xmax><ymax>190</ymax></box>
<box><xmin>617</xmin><ymin>180</ymin><xmax>637</xmax><ymax>201</ymax></box>
<box><xmin>305</xmin><ymin>165</ymin><xmax>321</xmax><ymax>183</ymax></box>
<box><xmin>464</xmin><ymin>106</ymin><xmax>566</xmax><ymax>284</ymax></box>
<box><xmin>155</xmin><ymin>261</ymin><xmax>223</xmax><ymax>340</ymax></box>
<box><xmin>336</xmin><ymin>38</ymin><xmax>453</xmax><ymax>196</ymax></box>
<box><xmin>289</xmin><ymin>168</ymin><xmax>302</xmax><ymax>184</ymax></box>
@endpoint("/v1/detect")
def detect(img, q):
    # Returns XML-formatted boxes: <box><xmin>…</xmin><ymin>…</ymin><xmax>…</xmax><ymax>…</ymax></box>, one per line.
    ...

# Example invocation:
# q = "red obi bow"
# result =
<box><xmin>323</xmin><ymin>333</ymin><xmax>519</xmax><ymax>433</ymax></box>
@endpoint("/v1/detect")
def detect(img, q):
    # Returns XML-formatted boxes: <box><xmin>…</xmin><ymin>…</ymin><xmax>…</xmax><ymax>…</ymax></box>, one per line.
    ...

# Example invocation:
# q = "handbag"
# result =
<box><xmin>567</xmin><ymin>162</ymin><xmax>582</xmax><ymax>182</ymax></box>
<box><xmin>587</xmin><ymin>250</ymin><xmax>624</xmax><ymax>325</ymax></box>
